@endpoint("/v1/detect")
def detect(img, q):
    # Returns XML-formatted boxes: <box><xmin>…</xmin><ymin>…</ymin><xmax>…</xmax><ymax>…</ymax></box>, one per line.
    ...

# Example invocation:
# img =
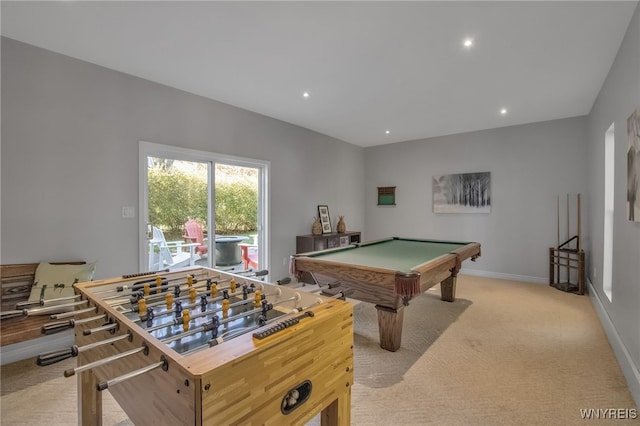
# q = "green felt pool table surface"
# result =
<box><xmin>304</xmin><ymin>238</ymin><xmax>472</xmax><ymax>272</ymax></box>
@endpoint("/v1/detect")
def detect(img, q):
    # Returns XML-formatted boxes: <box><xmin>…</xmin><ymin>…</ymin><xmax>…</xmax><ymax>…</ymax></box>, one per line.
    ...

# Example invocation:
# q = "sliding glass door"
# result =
<box><xmin>139</xmin><ymin>142</ymin><xmax>268</xmax><ymax>274</ymax></box>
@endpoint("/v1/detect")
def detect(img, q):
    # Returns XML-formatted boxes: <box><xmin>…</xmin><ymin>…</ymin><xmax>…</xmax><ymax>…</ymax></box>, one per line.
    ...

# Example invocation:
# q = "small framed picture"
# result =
<box><xmin>318</xmin><ymin>205</ymin><xmax>332</xmax><ymax>234</ymax></box>
<box><xmin>377</xmin><ymin>186</ymin><xmax>396</xmax><ymax>206</ymax></box>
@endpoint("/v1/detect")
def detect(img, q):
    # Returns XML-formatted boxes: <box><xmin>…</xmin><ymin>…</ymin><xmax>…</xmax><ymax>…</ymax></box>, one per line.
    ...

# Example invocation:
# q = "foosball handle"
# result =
<box><xmin>41</xmin><ymin>320</ymin><xmax>74</xmax><ymax>334</ymax></box>
<box><xmin>277</xmin><ymin>277</ymin><xmax>291</xmax><ymax>285</ymax></box>
<box><xmin>36</xmin><ymin>346</ymin><xmax>78</xmax><ymax>366</ymax></box>
<box><xmin>0</xmin><ymin>309</ymin><xmax>27</xmax><ymax>320</ymax></box>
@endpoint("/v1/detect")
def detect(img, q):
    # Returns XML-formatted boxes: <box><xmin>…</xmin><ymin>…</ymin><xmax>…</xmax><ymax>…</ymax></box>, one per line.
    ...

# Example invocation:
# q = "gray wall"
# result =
<box><xmin>364</xmin><ymin>117</ymin><xmax>589</xmax><ymax>282</ymax></box>
<box><xmin>0</xmin><ymin>37</ymin><xmax>365</xmax><ymax>280</ymax></box>
<box><xmin>586</xmin><ymin>2</ymin><xmax>640</xmax><ymax>403</ymax></box>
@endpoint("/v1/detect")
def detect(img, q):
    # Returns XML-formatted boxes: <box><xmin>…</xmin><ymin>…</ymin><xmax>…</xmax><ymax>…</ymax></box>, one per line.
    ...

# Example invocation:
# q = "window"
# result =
<box><xmin>139</xmin><ymin>141</ymin><xmax>269</xmax><ymax>273</ymax></box>
<box><xmin>603</xmin><ymin>123</ymin><xmax>614</xmax><ymax>301</ymax></box>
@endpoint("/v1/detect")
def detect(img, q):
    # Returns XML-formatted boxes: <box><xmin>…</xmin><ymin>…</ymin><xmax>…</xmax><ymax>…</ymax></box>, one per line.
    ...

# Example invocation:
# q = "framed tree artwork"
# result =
<box><xmin>433</xmin><ymin>172</ymin><xmax>491</xmax><ymax>213</ymax></box>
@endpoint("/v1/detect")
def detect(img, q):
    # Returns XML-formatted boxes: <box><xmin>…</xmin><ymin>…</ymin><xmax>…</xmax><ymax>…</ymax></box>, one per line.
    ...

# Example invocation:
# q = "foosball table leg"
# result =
<box><xmin>78</xmin><ymin>369</ymin><xmax>102</xmax><ymax>425</ymax></box>
<box><xmin>320</xmin><ymin>391</ymin><xmax>351</xmax><ymax>426</ymax></box>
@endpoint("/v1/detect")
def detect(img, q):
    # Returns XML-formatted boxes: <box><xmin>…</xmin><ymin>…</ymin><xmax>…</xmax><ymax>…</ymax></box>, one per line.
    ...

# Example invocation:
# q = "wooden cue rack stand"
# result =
<box><xmin>549</xmin><ymin>194</ymin><xmax>585</xmax><ymax>295</ymax></box>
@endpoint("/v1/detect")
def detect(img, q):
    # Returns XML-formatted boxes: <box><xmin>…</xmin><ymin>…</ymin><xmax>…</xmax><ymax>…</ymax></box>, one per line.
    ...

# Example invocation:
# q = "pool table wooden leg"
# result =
<box><xmin>440</xmin><ymin>272</ymin><xmax>457</xmax><ymax>302</ymax></box>
<box><xmin>375</xmin><ymin>304</ymin><xmax>404</xmax><ymax>352</ymax></box>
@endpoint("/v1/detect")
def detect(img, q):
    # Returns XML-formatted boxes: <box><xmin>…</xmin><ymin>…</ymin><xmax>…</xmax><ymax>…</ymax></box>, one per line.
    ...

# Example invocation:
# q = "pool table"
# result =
<box><xmin>290</xmin><ymin>237</ymin><xmax>481</xmax><ymax>351</ymax></box>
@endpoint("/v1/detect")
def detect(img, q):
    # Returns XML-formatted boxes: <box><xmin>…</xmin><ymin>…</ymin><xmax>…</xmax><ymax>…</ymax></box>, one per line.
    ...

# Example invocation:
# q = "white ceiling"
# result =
<box><xmin>1</xmin><ymin>1</ymin><xmax>637</xmax><ymax>147</ymax></box>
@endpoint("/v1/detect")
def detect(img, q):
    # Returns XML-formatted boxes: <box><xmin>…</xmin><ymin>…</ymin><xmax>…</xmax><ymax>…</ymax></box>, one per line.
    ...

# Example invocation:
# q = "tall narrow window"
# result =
<box><xmin>603</xmin><ymin>123</ymin><xmax>615</xmax><ymax>301</ymax></box>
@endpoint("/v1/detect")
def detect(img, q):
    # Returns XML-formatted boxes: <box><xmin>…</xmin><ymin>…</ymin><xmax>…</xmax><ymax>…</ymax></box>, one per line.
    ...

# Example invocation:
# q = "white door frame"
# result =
<box><xmin>139</xmin><ymin>141</ymin><xmax>270</xmax><ymax>274</ymax></box>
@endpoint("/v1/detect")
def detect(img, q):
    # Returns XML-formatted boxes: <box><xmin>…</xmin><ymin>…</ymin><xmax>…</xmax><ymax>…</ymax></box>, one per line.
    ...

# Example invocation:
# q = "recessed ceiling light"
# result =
<box><xmin>302</xmin><ymin>92</ymin><xmax>310</xmax><ymax>98</ymax></box>
<box><xmin>385</xmin><ymin>130</ymin><xmax>391</xmax><ymax>134</ymax></box>
<box><xmin>500</xmin><ymin>108</ymin><xmax>508</xmax><ymax>115</ymax></box>
<box><xmin>463</xmin><ymin>38</ymin><xmax>474</xmax><ymax>48</ymax></box>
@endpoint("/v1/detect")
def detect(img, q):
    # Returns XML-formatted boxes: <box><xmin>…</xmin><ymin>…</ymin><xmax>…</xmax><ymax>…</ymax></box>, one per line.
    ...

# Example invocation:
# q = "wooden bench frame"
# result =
<box><xmin>1</xmin><ymin>262</ymin><xmax>85</xmax><ymax>347</ymax></box>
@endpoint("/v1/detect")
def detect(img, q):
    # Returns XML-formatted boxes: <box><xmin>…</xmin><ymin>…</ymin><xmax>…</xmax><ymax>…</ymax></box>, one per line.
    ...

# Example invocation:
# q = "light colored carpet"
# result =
<box><xmin>1</xmin><ymin>275</ymin><xmax>637</xmax><ymax>425</ymax></box>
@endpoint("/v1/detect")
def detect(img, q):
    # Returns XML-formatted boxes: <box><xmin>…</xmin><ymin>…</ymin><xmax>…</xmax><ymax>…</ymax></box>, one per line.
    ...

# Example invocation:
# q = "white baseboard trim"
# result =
<box><xmin>0</xmin><ymin>330</ymin><xmax>74</xmax><ymax>366</ymax></box>
<box><xmin>587</xmin><ymin>278</ymin><xmax>640</xmax><ymax>408</ymax></box>
<box><xmin>461</xmin><ymin>268</ymin><xmax>547</xmax><ymax>284</ymax></box>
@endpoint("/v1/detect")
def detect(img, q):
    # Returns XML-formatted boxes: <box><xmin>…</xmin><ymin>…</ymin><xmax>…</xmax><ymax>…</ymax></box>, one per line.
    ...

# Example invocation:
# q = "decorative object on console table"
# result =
<box><xmin>336</xmin><ymin>216</ymin><xmax>346</xmax><ymax>233</ymax></box>
<box><xmin>311</xmin><ymin>217</ymin><xmax>322</xmax><ymax>235</ymax></box>
<box><xmin>317</xmin><ymin>205</ymin><xmax>332</xmax><ymax>234</ymax></box>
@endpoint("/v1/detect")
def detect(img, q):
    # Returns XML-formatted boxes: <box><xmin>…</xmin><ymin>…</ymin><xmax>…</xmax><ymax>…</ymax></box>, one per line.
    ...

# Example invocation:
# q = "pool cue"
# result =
<box><xmin>577</xmin><ymin>193</ymin><xmax>581</xmax><ymax>251</ymax></box>
<box><xmin>556</xmin><ymin>194</ymin><xmax>560</xmax><ymax>283</ymax></box>
<box><xmin>566</xmin><ymin>193</ymin><xmax>570</xmax><ymax>282</ymax></box>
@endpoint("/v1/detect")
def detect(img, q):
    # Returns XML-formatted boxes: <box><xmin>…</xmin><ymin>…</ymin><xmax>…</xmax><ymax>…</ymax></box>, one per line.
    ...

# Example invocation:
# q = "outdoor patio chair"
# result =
<box><xmin>183</xmin><ymin>219</ymin><xmax>208</xmax><ymax>256</ymax></box>
<box><xmin>149</xmin><ymin>226</ymin><xmax>198</xmax><ymax>270</ymax></box>
<box><xmin>239</xmin><ymin>243</ymin><xmax>259</xmax><ymax>270</ymax></box>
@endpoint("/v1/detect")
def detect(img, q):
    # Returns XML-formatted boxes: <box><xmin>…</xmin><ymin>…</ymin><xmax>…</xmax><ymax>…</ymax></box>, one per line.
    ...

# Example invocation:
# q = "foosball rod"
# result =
<box><xmin>37</xmin><ymin>332</ymin><xmax>133</xmax><ymax>366</ymax></box>
<box><xmin>133</xmin><ymin>285</ymin><xmax>287</xmax><ymax>330</ymax></box>
<box><xmin>97</xmin><ymin>357</ymin><xmax>168</xmax><ymax>392</ymax></box>
<box><xmin>181</xmin><ymin>315</ymin><xmax>287</xmax><ymax>357</ymax></box>
<box><xmin>66</xmin><ymin>344</ymin><xmax>149</xmax><ymax>379</ymax></box>
<box><xmin>183</xmin><ymin>294</ymin><xmax>321</xmax><ymax>352</ymax></box>
<box><xmin>112</xmin><ymin>276</ymin><xmax>267</xmax><ymax>312</ymax></box>
<box><xmin>100</xmin><ymin>274</ymin><xmax>208</xmax><ymax>301</ymax></box>
<box><xmin>104</xmin><ymin>281</ymin><xmax>214</xmax><ymax>309</ymax></box>
<box><xmin>112</xmin><ymin>281</ymin><xmax>264</xmax><ymax>317</ymax></box>
<box><xmin>309</xmin><ymin>281</ymin><xmax>342</xmax><ymax>293</ymax></box>
<box><xmin>15</xmin><ymin>294</ymin><xmax>81</xmax><ymax>309</ymax></box>
<box><xmin>180</xmin><ymin>297</ymin><xmax>324</xmax><ymax>356</ymax></box>
<box><xmin>0</xmin><ymin>300</ymin><xmax>89</xmax><ymax>320</ymax></box>
<box><xmin>50</xmin><ymin>306</ymin><xmax>98</xmax><ymax>319</ymax></box>
<box><xmin>95</xmin><ymin>269</ymin><xmax>268</xmax><ymax>298</ymax></box>
<box><xmin>160</xmin><ymin>301</ymin><xmax>273</xmax><ymax>344</ymax></box>
<box><xmin>41</xmin><ymin>313</ymin><xmax>107</xmax><ymax>335</ymax></box>
<box><xmin>122</xmin><ymin>277</ymin><xmax>249</xmax><ymax>306</ymax></box>
<box><xmin>102</xmin><ymin>273</ymin><xmax>262</xmax><ymax>305</ymax></box>
<box><xmin>143</xmin><ymin>293</ymin><xmax>266</xmax><ymax>333</ymax></box>
<box><xmin>90</xmin><ymin>271</ymin><xmax>209</xmax><ymax>295</ymax></box>
<box><xmin>82</xmin><ymin>321</ymin><xmax>118</xmax><ymax>336</ymax></box>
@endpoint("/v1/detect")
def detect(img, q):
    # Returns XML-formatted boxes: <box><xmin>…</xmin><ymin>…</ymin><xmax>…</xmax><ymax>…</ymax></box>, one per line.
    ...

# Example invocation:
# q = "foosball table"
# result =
<box><xmin>37</xmin><ymin>267</ymin><xmax>354</xmax><ymax>425</ymax></box>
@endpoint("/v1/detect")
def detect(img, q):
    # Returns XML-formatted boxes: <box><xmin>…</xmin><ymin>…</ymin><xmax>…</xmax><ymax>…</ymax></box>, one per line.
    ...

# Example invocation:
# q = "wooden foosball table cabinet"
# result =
<box><xmin>39</xmin><ymin>266</ymin><xmax>353</xmax><ymax>425</ymax></box>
